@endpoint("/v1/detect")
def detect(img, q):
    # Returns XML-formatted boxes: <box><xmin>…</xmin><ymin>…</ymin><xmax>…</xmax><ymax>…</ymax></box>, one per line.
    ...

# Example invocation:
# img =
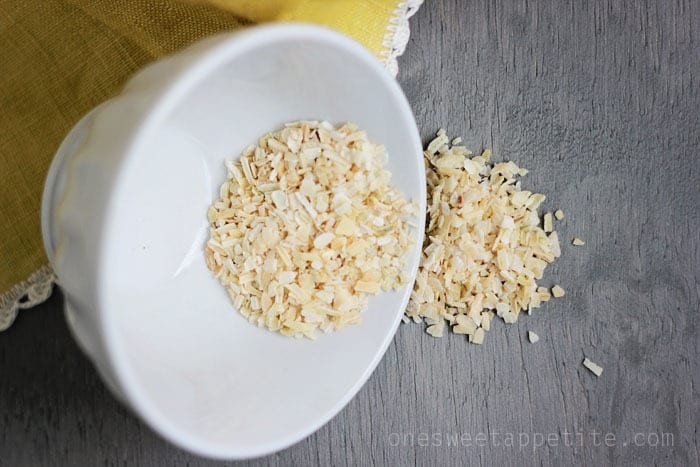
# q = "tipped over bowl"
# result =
<box><xmin>41</xmin><ymin>24</ymin><xmax>425</xmax><ymax>459</ymax></box>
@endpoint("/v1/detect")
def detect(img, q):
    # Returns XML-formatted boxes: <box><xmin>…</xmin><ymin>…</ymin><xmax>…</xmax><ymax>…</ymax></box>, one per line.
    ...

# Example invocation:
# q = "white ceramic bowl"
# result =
<box><xmin>41</xmin><ymin>24</ymin><xmax>425</xmax><ymax>459</ymax></box>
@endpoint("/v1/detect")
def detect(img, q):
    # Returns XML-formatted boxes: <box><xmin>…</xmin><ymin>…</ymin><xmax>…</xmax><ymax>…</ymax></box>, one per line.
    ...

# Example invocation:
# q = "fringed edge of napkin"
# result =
<box><xmin>0</xmin><ymin>265</ymin><xmax>56</xmax><ymax>331</ymax></box>
<box><xmin>0</xmin><ymin>0</ymin><xmax>423</xmax><ymax>332</ymax></box>
<box><xmin>379</xmin><ymin>0</ymin><xmax>423</xmax><ymax>76</ymax></box>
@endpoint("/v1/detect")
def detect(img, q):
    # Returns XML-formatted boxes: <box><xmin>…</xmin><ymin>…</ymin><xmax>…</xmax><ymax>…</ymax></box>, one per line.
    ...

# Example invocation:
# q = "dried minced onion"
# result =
<box><xmin>583</xmin><ymin>357</ymin><xmax>603</xmax><ymax>376</ymax></box>
<box><xmin>406</xmin><ymin>129</ymin><xmax>562</xmax><ymax>343</ymax></box>
<box><xmin>206</xmin><ymin>121</ymin><xmax>416</xmax><ymax>339</ymax></box>
<box><xmin>551</xmin><ymin>285</ymin><xmax>566</xmax><ymax>298</ymax></box>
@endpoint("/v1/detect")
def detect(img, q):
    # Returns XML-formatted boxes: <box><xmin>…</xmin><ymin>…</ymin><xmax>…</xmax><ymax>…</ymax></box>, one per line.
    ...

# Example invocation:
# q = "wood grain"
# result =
<box><xmin>1</xmin><ymin>0</ymin><xmax>698</xmax><ymax>465</ymax></box>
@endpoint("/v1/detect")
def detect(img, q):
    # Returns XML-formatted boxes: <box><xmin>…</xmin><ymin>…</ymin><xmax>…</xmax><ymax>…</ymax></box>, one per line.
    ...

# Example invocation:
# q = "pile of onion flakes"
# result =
<box><xmin>405</xmin><ymin>130</ymin><xmax>562</xmax><ymax>343</ymax></box>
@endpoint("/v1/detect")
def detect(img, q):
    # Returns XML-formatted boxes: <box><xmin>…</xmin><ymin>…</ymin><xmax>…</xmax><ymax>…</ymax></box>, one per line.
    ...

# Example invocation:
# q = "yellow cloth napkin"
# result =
<box><xmin>0</xmin><ymin>0</ymin><xmax>420</xmax><ymax>330</ymax></box>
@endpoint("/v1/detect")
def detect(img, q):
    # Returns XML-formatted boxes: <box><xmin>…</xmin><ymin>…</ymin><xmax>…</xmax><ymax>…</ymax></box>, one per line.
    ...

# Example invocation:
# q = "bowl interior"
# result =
<box><xmin>101</xmin><ymin>29</ymin><xmax>424</xmax><ymax>457</ymax></box>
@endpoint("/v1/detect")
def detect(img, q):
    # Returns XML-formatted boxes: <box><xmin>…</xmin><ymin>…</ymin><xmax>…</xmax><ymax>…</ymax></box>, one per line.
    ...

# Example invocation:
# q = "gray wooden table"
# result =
<box><xmin>1</xmin><ymin>1</ymin><xmax>699</xmax><ymax>465</ymax></box>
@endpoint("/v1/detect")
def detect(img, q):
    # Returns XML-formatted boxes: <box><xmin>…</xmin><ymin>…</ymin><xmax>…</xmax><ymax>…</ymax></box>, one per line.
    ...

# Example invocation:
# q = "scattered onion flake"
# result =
<box><xmin>551</xmin><ymin>285</ymin><xmax>566</xmax><ymax>298</ymax></box>
<box><xmin>406</xmin><ymin>129</ymin><xmax>563</xmax><ymax>343</ymax></box>
<box><xmin>583</xmin><ymin>357</ymin><xmax>604</xmax><ymax>377</ymax></box>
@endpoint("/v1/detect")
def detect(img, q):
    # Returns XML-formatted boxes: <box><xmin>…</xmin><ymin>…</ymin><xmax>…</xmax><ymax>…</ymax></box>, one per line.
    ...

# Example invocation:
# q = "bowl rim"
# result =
<box><xmin>96</xmin><ymin>23</ymin><xmax>425</xmax><ymax>460</ymax></box>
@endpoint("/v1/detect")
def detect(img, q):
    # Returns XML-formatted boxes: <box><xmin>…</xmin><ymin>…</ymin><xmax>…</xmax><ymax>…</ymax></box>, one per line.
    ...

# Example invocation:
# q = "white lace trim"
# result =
<box><xmin>379</xmin><ymin>0</ymin><xmax>424</xmax><ymax>77</ymax></box>
<box><xmin>0</xmin><ymin>265</ymin><xmax>56</xmax><ymax>331</ymax></box>
<box><xmin>0</xmin><ymin>2</ymin><xmax>423</xmax><ymax>332</ymax></box>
